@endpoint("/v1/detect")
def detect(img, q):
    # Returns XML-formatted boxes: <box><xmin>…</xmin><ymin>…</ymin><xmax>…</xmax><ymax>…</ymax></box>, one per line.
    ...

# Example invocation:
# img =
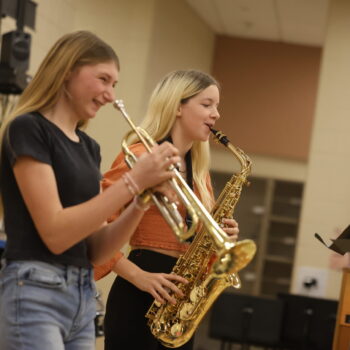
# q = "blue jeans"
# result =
<box><xmin>0</xmin><ymin>260</ymin><xmax>97</xmax><ymax>350</ymax></box>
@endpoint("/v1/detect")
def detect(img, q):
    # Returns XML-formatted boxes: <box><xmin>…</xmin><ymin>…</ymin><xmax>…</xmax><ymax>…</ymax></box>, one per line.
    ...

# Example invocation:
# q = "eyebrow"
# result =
<box><xmin>201</xmin><ymin>97</ymin><xmax>219</xmax><ymax>104</ymax></box>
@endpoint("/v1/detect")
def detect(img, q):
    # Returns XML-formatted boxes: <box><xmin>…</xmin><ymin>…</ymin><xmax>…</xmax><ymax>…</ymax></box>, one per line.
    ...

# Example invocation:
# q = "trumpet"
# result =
<box><xmin>114</xmin><ymin>99</ymin><xmax>197</xmax><ymax>241</ymax></box>
<box><xmin>113</xmin><ymin>99</ymin><xmax>236</xmax><ymax>260</ymax></box>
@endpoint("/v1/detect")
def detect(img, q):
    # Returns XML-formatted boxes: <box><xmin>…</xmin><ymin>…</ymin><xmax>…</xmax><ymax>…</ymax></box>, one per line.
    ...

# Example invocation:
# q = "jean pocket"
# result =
<box><xmin>19</xmin><ymin>265</ymin><xmax>65</xmax><ymax>289</ymax></box>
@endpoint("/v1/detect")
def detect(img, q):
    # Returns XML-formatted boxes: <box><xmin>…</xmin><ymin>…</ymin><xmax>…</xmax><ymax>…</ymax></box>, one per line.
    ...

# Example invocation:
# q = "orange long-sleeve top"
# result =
<box><xmin>94</xmin><ymin>143</ymin><xmax>213</xmax><ymax>280</ymax></box>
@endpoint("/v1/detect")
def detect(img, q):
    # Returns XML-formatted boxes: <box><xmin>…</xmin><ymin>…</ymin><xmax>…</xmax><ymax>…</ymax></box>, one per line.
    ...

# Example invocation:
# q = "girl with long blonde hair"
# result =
<box><xmin>95</xmin><ymin>69</ymin><xmax>240</xmax><ymax>350</ymax></box>
<box><xmin>0</xmin><ymin>31</ymin><xmax>180</xmax><ymax>350</ymax></box>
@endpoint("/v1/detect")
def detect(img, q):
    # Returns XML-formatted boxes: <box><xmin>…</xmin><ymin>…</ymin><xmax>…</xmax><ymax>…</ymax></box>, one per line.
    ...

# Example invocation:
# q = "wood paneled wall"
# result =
<box><xmin>212</xmin><ymin>36</ymin><xmax>321</xmax><ymax>161</ymax></box>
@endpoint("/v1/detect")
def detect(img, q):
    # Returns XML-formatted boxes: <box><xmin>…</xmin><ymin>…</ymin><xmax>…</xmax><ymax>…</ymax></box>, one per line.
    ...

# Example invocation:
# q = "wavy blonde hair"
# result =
<box><xmin>0</xmin><ymin>31</ymin><xmax>119</xmax><ymax>218</ymax></box>
<box><xmin>138</xmin><ymin>70</ymin><xmax>219</xmax><ymax>210</ymax></box>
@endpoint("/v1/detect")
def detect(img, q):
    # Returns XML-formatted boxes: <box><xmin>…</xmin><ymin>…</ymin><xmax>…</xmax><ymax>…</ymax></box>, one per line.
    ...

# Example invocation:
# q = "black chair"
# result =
<box><xmin>209</xmin><ymin>292</ymin><xmax>284</xmax><ymax>350</ymax></box>
<box><xmin>277</xmin><ymin>293</ymin><xmax>338</xmax><ymax>350</ymax></box>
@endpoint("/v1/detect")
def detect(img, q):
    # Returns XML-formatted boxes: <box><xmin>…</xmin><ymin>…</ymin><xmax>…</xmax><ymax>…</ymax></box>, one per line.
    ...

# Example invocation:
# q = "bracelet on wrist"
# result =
<box><xmin>125</xmin><ymin>172</ymin><xmax>141</xmax><ymax>194</ymax></box>
<box><xmin>122</xmin><ymin>173</ymin><xmax>141</xmax><ymax>196</ymax></box>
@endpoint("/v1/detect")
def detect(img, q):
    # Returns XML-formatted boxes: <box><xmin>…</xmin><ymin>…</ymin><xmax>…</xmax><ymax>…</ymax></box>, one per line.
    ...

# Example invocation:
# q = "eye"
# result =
<box><xmin>100</xmin><ymin>76</ymin><xmax>108</xmax><ymax>83</ymax></box>
<box><xmin>202</xmin><ymin>104</ymin><xmax>210</xmax><ymax>108</ymax></box>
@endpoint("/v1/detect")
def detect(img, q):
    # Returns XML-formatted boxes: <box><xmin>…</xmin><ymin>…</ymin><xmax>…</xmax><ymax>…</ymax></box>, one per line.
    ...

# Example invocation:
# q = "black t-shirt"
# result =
<box><xmin>0</xmin><ymin>112</ymin><xmax>102</xmax><ymax>268</ymax></box>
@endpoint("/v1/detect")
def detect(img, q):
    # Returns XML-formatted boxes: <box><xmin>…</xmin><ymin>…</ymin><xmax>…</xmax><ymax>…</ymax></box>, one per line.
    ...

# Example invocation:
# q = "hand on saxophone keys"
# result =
<box><xmin>220</xmin><ymin>218</ymin><xmax>239</xmax><ymax>242</ymax></box>
<box><xmin>131</xmin><ymin>269</ymin><xmax>188</xmax><ymax>306</ymax></box>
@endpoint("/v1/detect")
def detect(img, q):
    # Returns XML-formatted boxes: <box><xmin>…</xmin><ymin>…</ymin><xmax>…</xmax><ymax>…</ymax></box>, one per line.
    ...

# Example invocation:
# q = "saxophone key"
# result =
<box><xmin>179</xmin><ymin>302</ymin><xmax>195</xmax><ymax>320</ymax></box>
<box><xmin>170</xmin><ymin>323</ymin><xmax>184</xmax><ymax>337</ymax></box>
<box><xmin>228</xmin><ymin>273</ymin><xmax>241</xmax><ymax>288</ymax></box>
<box><xmin>154</xmin><ymin>300</ymin><xmax>162</xmax><ymax>307</ymax></box>
<box><xmin>189</xmin><ymin>286</ymin><xmax>205</xmax><ymax>302</ymax></box>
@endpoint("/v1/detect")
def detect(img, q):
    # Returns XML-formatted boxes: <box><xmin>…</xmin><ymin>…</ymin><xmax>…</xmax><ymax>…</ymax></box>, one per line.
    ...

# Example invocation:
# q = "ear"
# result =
<box><xmin>64</xmin><ymin>70</ymin><xmax>73</xmax><ymax>82</ymax></box>
<box><xmin>176</xmin><ymin>105</ymin><xmax>182</xmax><ymax>117</ymax></box>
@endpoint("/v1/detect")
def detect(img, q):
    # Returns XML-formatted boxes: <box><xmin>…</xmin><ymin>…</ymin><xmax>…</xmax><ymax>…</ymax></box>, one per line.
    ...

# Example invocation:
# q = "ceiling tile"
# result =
<box><xmin>186</xmin><ymin>0</ymin><xmax>330</xmax><ymax>46</ymax></box>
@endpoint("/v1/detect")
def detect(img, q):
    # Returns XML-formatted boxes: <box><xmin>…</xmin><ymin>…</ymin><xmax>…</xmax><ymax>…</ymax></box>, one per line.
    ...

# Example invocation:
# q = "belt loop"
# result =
<box><xmin>66</xmin><ymin>265</ymin><xmax>74</xmax><ymax>285</ymax></box>
<box><xmin>89</xmin><ymin>268</ymin><xmax>94</xmax><ymax>288</ymax></box>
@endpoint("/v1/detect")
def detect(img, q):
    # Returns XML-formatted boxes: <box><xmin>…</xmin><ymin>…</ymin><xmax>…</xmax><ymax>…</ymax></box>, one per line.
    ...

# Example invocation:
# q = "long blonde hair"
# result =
<box><xmin>139</xmin><ymin>70</ymin><xmax>219</xmax><ymax>210</ymax></box>
<box><xmin>0</xmin><ymin>31</ymin><xmax>119</xmax><ymax>218</ymax></box>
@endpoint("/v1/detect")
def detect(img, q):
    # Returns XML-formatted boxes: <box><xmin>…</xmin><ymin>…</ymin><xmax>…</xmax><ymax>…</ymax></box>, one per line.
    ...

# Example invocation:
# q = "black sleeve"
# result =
<box><xmin>5</xmin><ymin>114</ymin><xmax>52</xmax><ymax>167</ymax></box>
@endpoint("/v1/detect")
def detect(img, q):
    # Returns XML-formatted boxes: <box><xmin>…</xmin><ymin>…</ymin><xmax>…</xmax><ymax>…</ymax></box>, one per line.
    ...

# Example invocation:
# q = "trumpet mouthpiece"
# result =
<box><xmin>114</xmin><ymin>99</ymin><xmax>124</xmax><ymax>110</ymax></box>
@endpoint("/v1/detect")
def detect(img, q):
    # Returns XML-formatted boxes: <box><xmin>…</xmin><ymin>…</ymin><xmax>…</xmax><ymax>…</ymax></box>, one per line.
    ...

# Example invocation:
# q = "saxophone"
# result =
<box><xmin>145</xmin><ymin>129</ymin><xmax>257</xmax><ymax>348</ymax></box>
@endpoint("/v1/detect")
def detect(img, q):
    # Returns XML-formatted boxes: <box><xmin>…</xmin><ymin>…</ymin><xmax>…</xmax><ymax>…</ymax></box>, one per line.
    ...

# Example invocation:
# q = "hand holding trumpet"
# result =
<box><xmin>128</xmin><ymin>142</ymin><xmax>181</xmax><ymax>194</ymax></box>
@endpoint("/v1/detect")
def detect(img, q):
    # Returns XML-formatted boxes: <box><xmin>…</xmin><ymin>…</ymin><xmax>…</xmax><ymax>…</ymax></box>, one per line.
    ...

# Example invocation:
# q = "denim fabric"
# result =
<box><xmin>0</xmin><ymin>260</ymin><xmax>96</xmax><ymax>350</ymax></box>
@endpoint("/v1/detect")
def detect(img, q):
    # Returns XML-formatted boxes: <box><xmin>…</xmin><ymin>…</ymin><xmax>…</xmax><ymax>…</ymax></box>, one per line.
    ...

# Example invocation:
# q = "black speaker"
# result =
<box><xmin>1</xmin><ymin>30</ymin><xmax>31</xmax><ymax>71</ymax></box>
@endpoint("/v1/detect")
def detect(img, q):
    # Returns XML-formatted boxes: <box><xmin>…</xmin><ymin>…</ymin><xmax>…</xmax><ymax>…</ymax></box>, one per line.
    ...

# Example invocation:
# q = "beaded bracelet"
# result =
<box><xmin>125</xmin><ymin>172</ymin><xmax>141</xmax><ymax>194</ymax></box>
<box><xmin>122</xmin><ymin>173</ymin><xmax>139</xmax><ymax>196</ymax></box>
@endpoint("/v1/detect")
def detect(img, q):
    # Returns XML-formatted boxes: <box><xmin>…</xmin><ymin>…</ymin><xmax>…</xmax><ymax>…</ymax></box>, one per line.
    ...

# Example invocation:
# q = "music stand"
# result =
<box><xmin>315</xmin><ymin>225</ymin><xmax>350</xmax><ymax>256</ymax></box>
<box><xmin>315</xmin><ymin>225</ymin><xmax>350</xmax><ymax>349</ymax></box>
<box><xmin>277</xmin><ymin>293</ymin><xmax>338</xmax><ymax>350</ymax></box>
<box><xmin>209</xmin><ymin>293</ymin><xmax>284</xmax><ymax>350</ymax></box>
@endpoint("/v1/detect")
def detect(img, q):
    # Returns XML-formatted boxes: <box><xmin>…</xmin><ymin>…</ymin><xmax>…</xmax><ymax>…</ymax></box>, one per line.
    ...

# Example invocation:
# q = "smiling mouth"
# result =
<box><xmin>93</xmin><ymin>100</ymin><xmax>103</xmax><ymax>109</ymax></box>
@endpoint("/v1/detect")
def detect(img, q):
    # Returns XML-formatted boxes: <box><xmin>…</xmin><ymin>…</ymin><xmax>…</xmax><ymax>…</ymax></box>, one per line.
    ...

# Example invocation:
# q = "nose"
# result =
<box><xmin>104</xmin><ymin>85</ymin><xmax>116</xmax><ymax>103</ymax></box>
<box><xmin>211</xmin><ymin>106</ymin><xmax>220</xmax><ymax>120</ymax></box>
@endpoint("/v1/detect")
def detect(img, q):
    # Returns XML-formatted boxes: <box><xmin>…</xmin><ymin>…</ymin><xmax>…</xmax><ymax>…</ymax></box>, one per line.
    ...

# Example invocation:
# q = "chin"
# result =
<box><xmin>203</xmin><ymin>133</ymin><xmax>211</xmax><ymax>142</ymax></box>
<box><xmin>191</xmin><ymin>131</ymin><xmax>210</xmax><ymax>142</ymax></box>
<box><xmin>87</xmin><ymin>109</ymin><xmax>98</xmax><ymax>119</ymax></box>
<box><xmin>196</xmin><ymin>136</ymin><xmax>209</xmax><ymax>143</ymax></box>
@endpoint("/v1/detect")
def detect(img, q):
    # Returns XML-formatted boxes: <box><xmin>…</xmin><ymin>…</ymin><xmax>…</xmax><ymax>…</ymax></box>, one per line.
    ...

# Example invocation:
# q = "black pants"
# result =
<box><xmin>104</xmin><ymin>249</ymin><xmax>194</xmax><ymax>350</ymax></box>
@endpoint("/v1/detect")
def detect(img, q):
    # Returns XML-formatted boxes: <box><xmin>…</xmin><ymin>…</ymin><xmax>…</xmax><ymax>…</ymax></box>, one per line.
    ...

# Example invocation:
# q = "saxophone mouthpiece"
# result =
<box><xmin>210</xmin><ymin>128</ymin><xmax>230</xmax><ymax>147</ymax></box>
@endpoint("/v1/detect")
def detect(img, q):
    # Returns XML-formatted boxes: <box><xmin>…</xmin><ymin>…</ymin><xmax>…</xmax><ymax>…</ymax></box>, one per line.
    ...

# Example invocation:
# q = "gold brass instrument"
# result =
<box><xmin>114</xmin><ymin>99</ymin><xmax>197</xmax><ymax>241</ymax></box>
<box><xmin>145</xmin><ymin>129</ymin><xmax>257</xmax><ymax>348</ymax></box>
<box><xmin>114</xmin><ymin>99</ymin><xmax>236</xmax><ymax>247</ymax></box>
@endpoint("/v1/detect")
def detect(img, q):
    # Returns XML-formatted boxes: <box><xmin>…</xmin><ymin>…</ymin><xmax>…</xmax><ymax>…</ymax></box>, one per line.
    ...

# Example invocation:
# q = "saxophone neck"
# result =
<box><xmin>210</xmin><ymin>128</ymin><xmax>252</xmax><ymax>177</ymax></box>
<box><xmin>226</xmin><ymin>143</ymin><xmax>252</xmax><ymax>176</ymax></box>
